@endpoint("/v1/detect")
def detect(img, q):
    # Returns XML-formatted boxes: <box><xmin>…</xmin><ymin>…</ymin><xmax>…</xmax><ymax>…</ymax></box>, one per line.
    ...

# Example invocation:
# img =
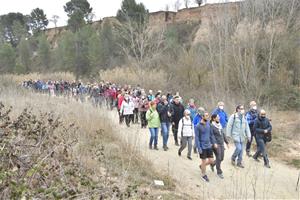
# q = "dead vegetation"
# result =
<box><xmin>0</xmin><ymin>79</ymin><xmax>183</xmax><ymax>199</ymax></box>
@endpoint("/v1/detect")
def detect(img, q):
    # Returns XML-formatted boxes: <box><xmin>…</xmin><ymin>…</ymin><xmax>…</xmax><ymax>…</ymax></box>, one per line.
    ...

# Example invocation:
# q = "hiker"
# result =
<box><xmin>212</xmin><ymin>101</ymin><xmax>228</xmax><ymax>132</ymax></box>
<box><xmin>132</xmin><ymin>95</ymin><xmax>140</xmax><ymax>124</ymax></box>
<box><xmin>147</xmin><ymin>90</ymin><xmax>155</xmax><ymax>101</ymax></box>
<box><xmin>210</xmin><ymin>114</ymin><xmax>229</xmax><ymax>179</ymax></box>
<box><xmin>170</xmin><ymin>96</ymin><xmax>185</xmax><ymax>146</ymax></box>
<box><xmin>157</xmin><ymin>95</ymin><xmax>172</xmax><ymax>151</ymax></box>
<box><xmin>226</xmin><ymin>105</ymin><xmax>251</xmax><ymax>168</ymax></box>
<box><xmin>196</xmin><ymin>111</ymin><xmax>217</xmax><ymax>182</ymax></box>
<box><xmin>146</xmin><ymin>101</ymin><xmax>161</xmax><ymax>150</ymax></box>
<box><xmin>245</xmin><ymin>101</ymin><xmax>259</xmax><ymax>157</ymax></box>
<box><xmin>253</xmin><ymin>109</ymin><xmax>272</xmax><ymax>168</ymax></box>
<box><xmin>178</xmin><ymin>109</ymin><xmax>194</xmax><ymax>160</ymax></box>
<box><xmin>186</xmin><ymin>98</ymin><xmax>197</xmax><ymax>120</ymax></box>
<box><xmin>117</xmin><ymin>93</ymin><xmax>125</xmax><ymax>124</ymax></box>
<box><xmin>139</xmin><ymin>96</ymin><xmax>149</xmax><ymax>128</ymax></box>
<box><xmin>193</xmin><ymin>107</ymin><xmax>205</xmax><ymax>153</ymax></box>
<box><xmin>120</xmin><ymin>95</ymin><xmax>134</xmax><ymax>127</ymax></box>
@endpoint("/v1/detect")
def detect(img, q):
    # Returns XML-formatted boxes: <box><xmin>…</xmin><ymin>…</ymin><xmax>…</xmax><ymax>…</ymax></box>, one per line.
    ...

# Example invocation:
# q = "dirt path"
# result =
<box><xmin>106</xmin><ymin>111</ymin><xmax>300</xmax><ymax>199</ymax></box>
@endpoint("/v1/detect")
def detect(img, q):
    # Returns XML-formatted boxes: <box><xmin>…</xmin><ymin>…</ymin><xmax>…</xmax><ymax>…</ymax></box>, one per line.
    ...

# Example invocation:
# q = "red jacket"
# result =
<box><xmin>118</xmin><ymin>95</ymin><xmax>124</xmax><ymax>110</ymax></box>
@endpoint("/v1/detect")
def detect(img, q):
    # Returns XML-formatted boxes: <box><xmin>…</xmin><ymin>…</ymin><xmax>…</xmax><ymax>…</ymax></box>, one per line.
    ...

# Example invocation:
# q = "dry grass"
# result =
<box><xmin>268</xmin><ymin>110</ymin><xmax>300</xmax><ymax>168</ymax></box>
<box><xmin>99</xmin><ymin>67</ymin><xmax>169</xmax><ymax>92</ymax></box>
<box><xmin>0</xmin><ymin>77</ymin><xmax>182</xmax><ymax>199</ymax></box>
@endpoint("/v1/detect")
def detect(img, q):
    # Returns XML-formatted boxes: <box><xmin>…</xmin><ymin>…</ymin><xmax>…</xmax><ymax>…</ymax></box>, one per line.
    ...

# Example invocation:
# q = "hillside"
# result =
<box><xmin>44</xmin><ymin>2</ymin><xmax>240</xmax><ymax>48</ymax></box>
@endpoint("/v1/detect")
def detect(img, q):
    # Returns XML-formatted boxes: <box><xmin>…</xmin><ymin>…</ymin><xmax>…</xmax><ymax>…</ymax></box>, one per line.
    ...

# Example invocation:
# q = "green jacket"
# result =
<box><xmin>146</xmin><ymin>108</ymin><xmax>160</xmax><ymax>128</ymax></box>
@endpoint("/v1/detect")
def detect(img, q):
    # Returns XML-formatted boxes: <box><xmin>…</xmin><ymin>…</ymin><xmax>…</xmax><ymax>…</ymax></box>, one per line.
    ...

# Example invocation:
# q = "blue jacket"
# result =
<box><xmin>187</xmin><ymin>106</ymin><xmax>197</xmax><ymax>121</ymax></box>
<box><xmin>246</xmin><ymin>109</ymin><xmax>258</xmax><ymax>130</ymax></box>
<box><xmin>193</xmin><ymin>114</ymin><xmax>202</xmax><ymax>147</ymax></box>
<box><xmin>212</xmin><ymin>108</ymin><xmax>228</xmax><ymax>128</ymax></box>
<box><xmin>195</xmin><ymin>121</ymin><xmax>216</xmax><ymax>151</ymax></box>
<box><xmin>193</xmin><ymin>114</ymin><xmax>202</xmax><ymax>126</ymax></box>
<box><xmin>226</xmin><ymin>113</ymin><xmax>251</xmax><ymax>143</ymax></box>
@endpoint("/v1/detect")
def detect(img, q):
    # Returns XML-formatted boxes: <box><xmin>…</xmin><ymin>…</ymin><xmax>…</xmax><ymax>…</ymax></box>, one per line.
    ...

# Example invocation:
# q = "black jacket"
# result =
<box><xmin>254</xmin><ymin>117</ymin><xmax>272</xmax><ymax>136</ymax></box>
<box><xmin>170</xmin><ymin>102</ymin><xmax>184</xmax><ymax>124</ymax></box>
<box><xmin>210</xmin><ymin>124</ymin><xmax>228</xmax><ymax>146</ymax></box>
<box><xmin>157</xmin><ymin>102</ymin><xmax>171</xmax><ymax>123</ymax></box>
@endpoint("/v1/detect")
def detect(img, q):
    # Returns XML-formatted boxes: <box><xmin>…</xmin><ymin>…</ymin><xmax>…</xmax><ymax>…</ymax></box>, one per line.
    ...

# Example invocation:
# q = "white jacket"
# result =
<box><xmin>178</xmin><ymin>117</ymin><xmax>194</xmax><ymax>137</ymax></box>
<box><xmin>120</xmin><ymin>101</ymin><xmax>134</xmax><ymax>115</ymax></box>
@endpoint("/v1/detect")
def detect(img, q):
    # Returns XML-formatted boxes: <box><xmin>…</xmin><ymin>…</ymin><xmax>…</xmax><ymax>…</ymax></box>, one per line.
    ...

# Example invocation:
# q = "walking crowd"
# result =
<box><xmin>22</xmin><ymin>79</ymin><xmax>273</xmax><ymax>182</ymax></box>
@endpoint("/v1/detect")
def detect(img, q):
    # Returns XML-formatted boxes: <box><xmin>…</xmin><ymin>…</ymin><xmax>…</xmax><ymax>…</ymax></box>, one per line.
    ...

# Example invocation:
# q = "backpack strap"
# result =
<box><xmin>231</xmin><ymin>114</ymin><xmax>236</xmax><ymax>135</ymax></box>
<box><xmin>181</xmin><ymin>117</ymin><xmax>193</xmax><ymax>136</ymax></box>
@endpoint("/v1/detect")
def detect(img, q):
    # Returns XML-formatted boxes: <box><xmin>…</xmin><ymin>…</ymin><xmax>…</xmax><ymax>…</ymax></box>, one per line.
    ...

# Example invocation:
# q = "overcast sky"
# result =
<box><xmin>0</xmin><ymin>0</ymin><xmax>237</xmax><ymax>28</ymax></box>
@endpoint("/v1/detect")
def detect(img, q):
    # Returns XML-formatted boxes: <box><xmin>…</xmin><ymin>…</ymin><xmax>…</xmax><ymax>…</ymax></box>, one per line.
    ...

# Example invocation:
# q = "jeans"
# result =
<box><xmin>213</xmin><ymin>145</ymin><xmax>225</xmax><ymax>174</ymax></box>
<box><xmin>253</xmin><ymin>135</ymin><xmax>269</xmax><ymax>165</ymax></box>
<box><xmin>149</xmin><ymin>128</ymin><xmax>159</xmax><ymax>147</ymax></box>
<box><xmin>179</xmin><ymin>136</ymin><xmax>193</xmax><ymax>157</ymax></box>
<box><xmin>232</xmin><ymin>141</ymin><xmax>244</xmax><ymax>164</ymax></box>
<box><xmin>161</xmin><ymin>122</ymin><xmax>170</xmax><ymax>146</ymax></box>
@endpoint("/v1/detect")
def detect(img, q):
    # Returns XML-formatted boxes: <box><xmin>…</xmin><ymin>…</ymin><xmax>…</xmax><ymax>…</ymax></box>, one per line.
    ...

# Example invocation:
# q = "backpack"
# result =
<box><xmin>181</xmin><ymin>117</ymin><xmax>193</xmax><ymax>136</ymax></box>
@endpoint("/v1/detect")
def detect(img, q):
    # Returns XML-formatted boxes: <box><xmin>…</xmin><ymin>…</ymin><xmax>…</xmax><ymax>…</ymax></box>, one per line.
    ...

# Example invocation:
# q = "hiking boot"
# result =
<box><xmin>201</xmin><ymin>175</ymin><xmax>209</xmax><ymax>183</ymax></box>
<box><xmin>264</xmin><ymin>164</ymin><xmax>271</xmax><ymax>168</ymax></box>
<box><xmin>175</xmin><ymin>142</ymin><xmax>179</xmax><ymax>146</ymax></box>
<box><xmin>210</xmin><ymin>163</ymin><xmax>215</xmax><ymax>172</ymax></box>
<box><xmin>246</xmin><ymin>151</ymin><xmax>252</xmax><ymax>157</ymax></box>
<box><xmin>231</xmin><ymin>160</ymin><xmax>236</xmax><ymax>166</ymax></box>
<box><xmin>178</xmin><ymin>150</ymin><xmax>181</xmax><ymax>156</ymax></box>
<box><xmin>154</xmin><ymin>146</ymin><xmax>159</xmax><ymax>150</ymax></box>
<box><xmin>163</xmin><ymin>145</ymin><xmax>168</xmax><ymax>151</ymax></box>
<box><xmin>187</xmin><ymin>156</ymin><xmax>192</xmax><ymax>160</ymax></box>
<box><xmin>237</xmin><ymin>163</ymin><xmax>245</xmax><ymax>168</ymax></box>
<box><xmin>253</xmin><ymin>157</ymin><xmax>260</xmax><ymax>162</ymax></box>
<box><xmin>217</xmin><ymin>173</ymin><xmax>224</xmax><ymax>179</ymax></box>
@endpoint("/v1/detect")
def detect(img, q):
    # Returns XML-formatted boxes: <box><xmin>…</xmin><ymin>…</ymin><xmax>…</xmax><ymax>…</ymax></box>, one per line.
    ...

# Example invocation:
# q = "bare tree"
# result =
<box><xmin>165</xmin><ymin>4</ymin><xmax>169</xmax><ymax>12</ymax></box>
<box><xmin>174</xmin><ymin>0</ymin><xmax>182</xmax><ymax>11</ymax></box>
<box><xmin>50</xmin><ymin>15</ymin><xmax>59</xmax><ymax>29</ymax></box>
<box><xmin>195</xmin><ymin>0</ymin><xmax>203</xmax><ymax>7</ymax></box>
<box><xmin>184</xmin><ymin>0</ymin><xmax>190</xmax><ymax>8</ymax></box>
<box><xmin>50</xmin><ymin>15</ymin><xmax>59</xmax><ymax>34</ymax></box>
<box><xmin>117</xmin><ymin>17</ymin><xmax>166</xmax><ymax>71</ymax></box>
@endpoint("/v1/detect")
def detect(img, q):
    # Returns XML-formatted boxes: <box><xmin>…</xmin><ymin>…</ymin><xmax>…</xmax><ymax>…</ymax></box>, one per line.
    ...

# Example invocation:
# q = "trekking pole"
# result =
<box><xmin>296</xmin><ymin>171</ymin><xmax>300</xmax><ymax>191</ymax></box>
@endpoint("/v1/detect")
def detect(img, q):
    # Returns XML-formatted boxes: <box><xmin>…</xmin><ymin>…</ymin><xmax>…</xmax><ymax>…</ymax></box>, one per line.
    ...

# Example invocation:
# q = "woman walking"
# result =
<box><xmin>210</xmin><ymin>114</ymin><xmax>229</xmax><ymax>179</ymax></box>
<box><xmin>120</xmin><ymin>95</ymin><xmax>134</xmax><ymax>127</ymax></box>
<box><xmin>146</xmin><ymin>101</ymin><xmax>160</xmax><ymax>150</ymax></box>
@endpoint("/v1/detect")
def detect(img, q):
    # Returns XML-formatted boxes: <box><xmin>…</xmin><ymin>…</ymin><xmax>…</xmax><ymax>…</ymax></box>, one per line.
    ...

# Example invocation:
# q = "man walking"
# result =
<box><xmin>196</xmin><ymin>111</ymin><xmax>217</xmax><ymax>182</ymax></box>
<box><xmin>245</xmin><ymin>101</ymin><xmax>259</xmax><ymax>156</ymax></box>
<box><xmin>170</xmin><ymin>96</ymin><xmax>185</xmax><ymax>146</ymax></box>
<box><xmin>253</xmin><ymin>109</ymin><xmax>272</xmax><ymax>168</ymax></box>
<box><xmin>157</xmin><ymin>95</ymin><xmax>172</xmax><ymax>151</ymax></box>
<box><xmin>226</xmin><ymin>105</ymin><xmax>251</xmax><ymax>168</ymax></box>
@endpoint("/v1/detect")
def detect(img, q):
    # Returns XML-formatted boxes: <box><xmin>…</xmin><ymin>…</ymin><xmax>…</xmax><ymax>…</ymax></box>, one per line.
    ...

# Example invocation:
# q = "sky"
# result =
<box><xmin>0</xmin><ymin>0</ymin><xmax>237</xmax><ymax>28</ymax></box>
